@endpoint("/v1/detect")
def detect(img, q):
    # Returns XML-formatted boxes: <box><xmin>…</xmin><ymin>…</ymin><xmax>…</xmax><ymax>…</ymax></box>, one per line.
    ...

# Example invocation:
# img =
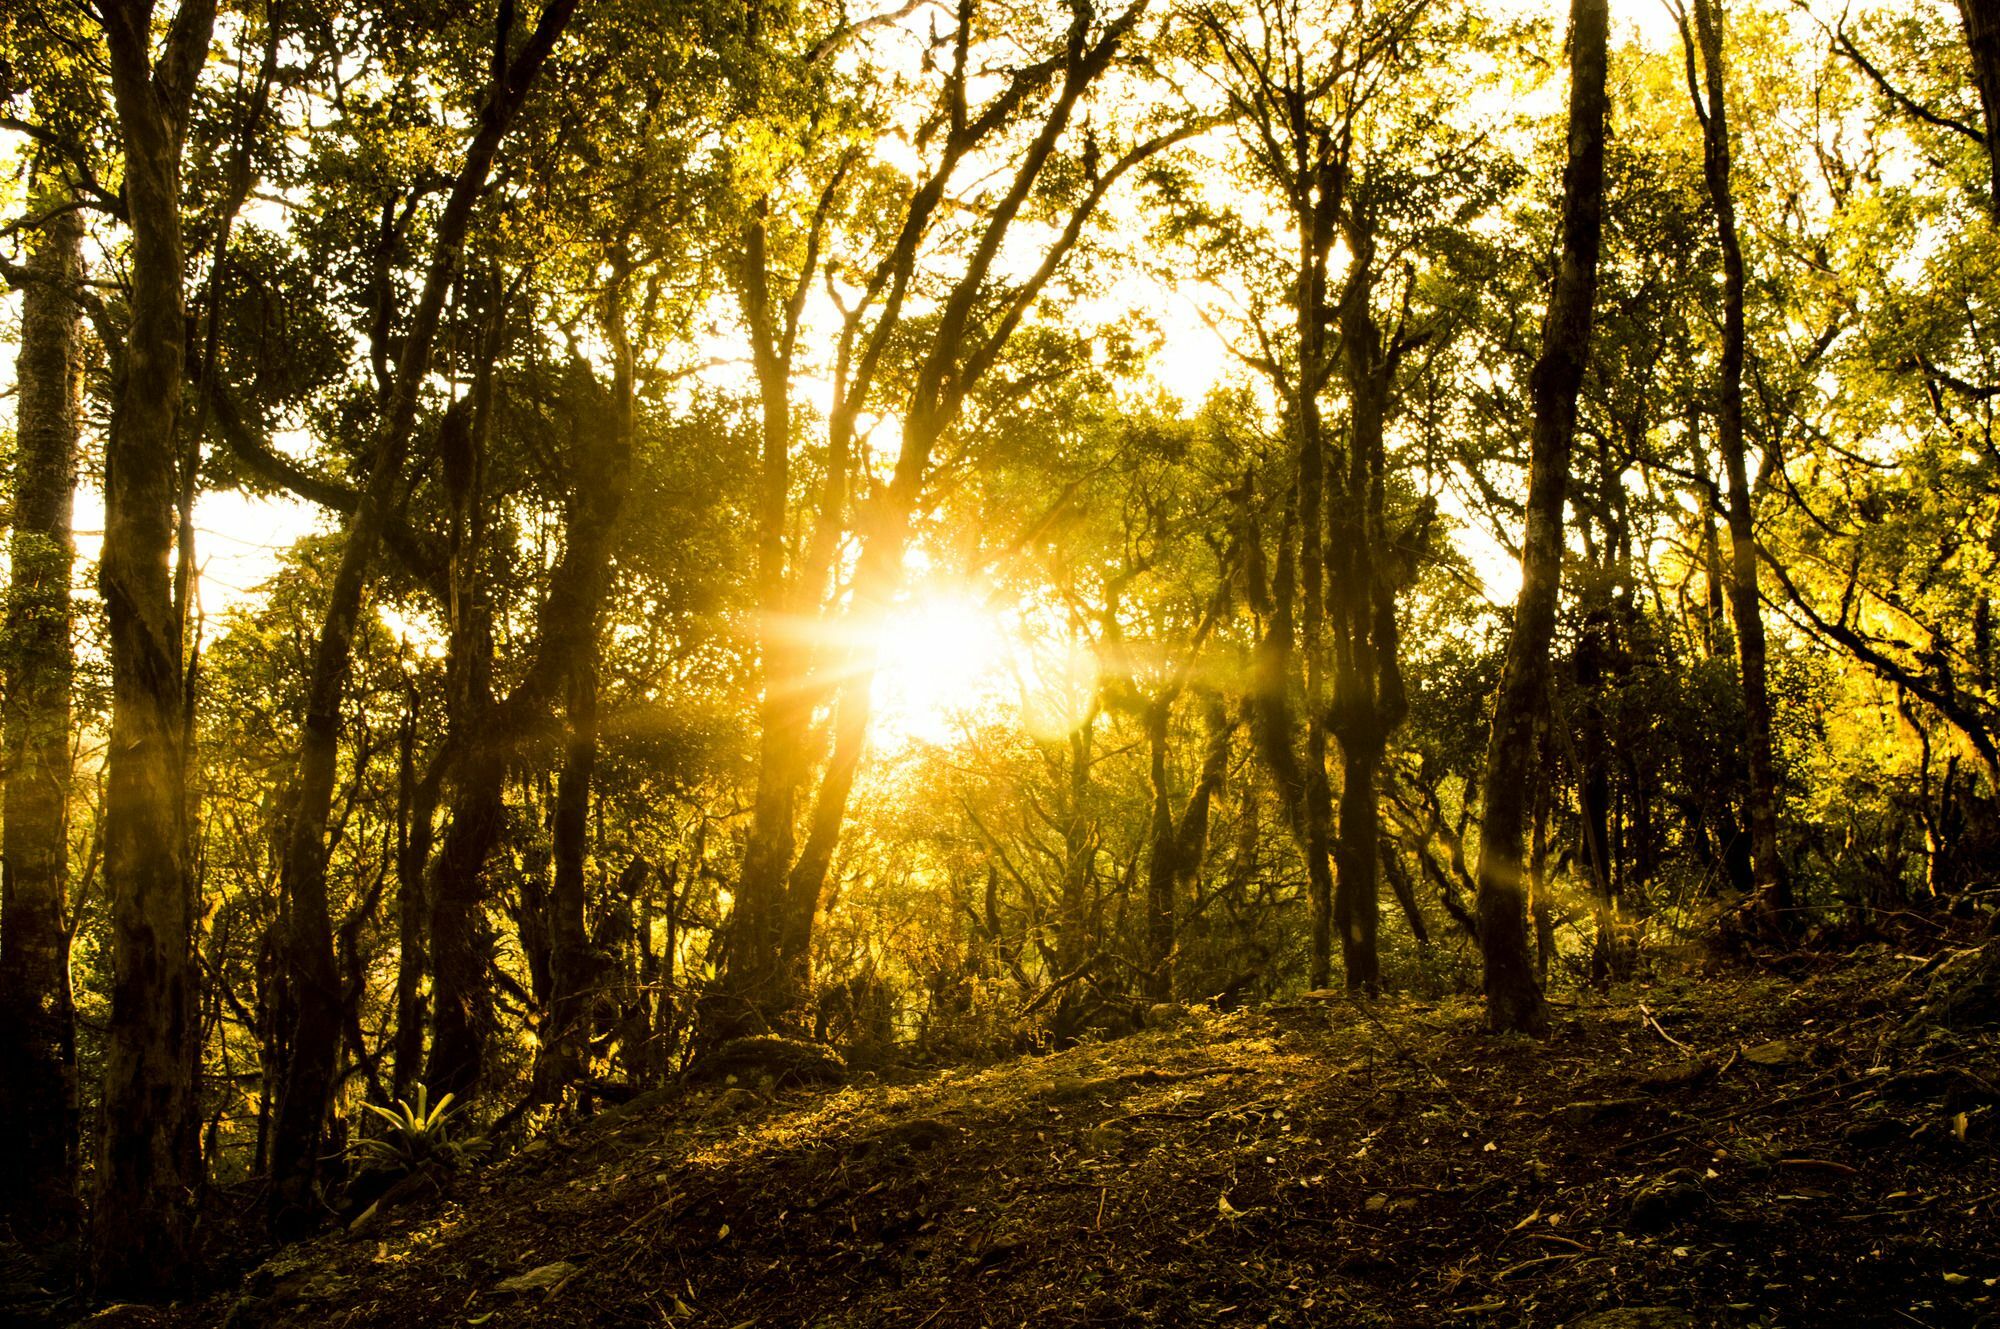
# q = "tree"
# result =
<box><xmin>712</xmin><ymin>0</ymin><xmax>1190</xmax><ymax>1038</ymax></box>
<box><xmin>1473</xmin><ymin>0</ymin><xmax>1608</xmax><ymax>1037</ymax></box>
<box><xmin>1675</xmin><ymin>0</ymin><xmax>1789</xmax><ymax>929</ymax></box>
<box><xmin>0</xmin><ymin>181</ymin><xmax>83</xmax><ymax>1253</ymax></box>
<box><xmin>1180</xmin><ymin>0</ymin><xmax>1480</xmax><ymax>991</ymax></box>
<box><xmin>93</xmin><ymin>0</ymin><xmax>216</xmax><ymax>1292</ymax></box>
<box><xmin>268</xmin><ymin>0</ymin><xmax>579</xmax><ymax>1235</ymax></box>
<box><xmin>1959</xmin><ymin>0</ymin><xmax>2000</xmax><ymax>212</ymax></box>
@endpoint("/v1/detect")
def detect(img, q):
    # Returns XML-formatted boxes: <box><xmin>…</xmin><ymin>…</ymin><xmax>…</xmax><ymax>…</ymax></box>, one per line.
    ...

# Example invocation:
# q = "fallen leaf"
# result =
<box><xmin>494</xmin><ymin>1261</ymin><xmax>580</xmax><ymax>1295</ymax></box>
<box><xmin>1742</xmin><ymin>1040</ymin><xmax>1800</xmax><ymax>1067</ymax></box>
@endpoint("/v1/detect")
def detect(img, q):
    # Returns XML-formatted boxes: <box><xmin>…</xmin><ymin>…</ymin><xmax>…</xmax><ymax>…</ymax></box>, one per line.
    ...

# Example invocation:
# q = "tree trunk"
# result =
<box><xmin>391</xmin><ymin>696</ymin><xmax>443</xmax><ymax>1107</ymax></box>
<box><xmin>1577</xmin><ymin>611</ymin><xmax>1619</xmax><ymax>982</ymax></box>
<box><xmin>1327</xmin><ymin>232</ymin><xmax>1408</xmax><ymax>996</ymax></box>
<box><xmin>1529</xmin><ymin>766</ymin><xmax>1555</xmax><ymax>983</ymax></box>
<box><xmin>424</xmin><ymin>335</ymin><xmax>635</xmax><ymax>1107</ymax></box>
<box><xmin>424</xmin><ymin>739</ymin><xmax>506</xmax><ymax>1102</ymax></box>
<box><xmin>1245</xmin><ymin>501</ymin><xmax>1339</xmax><ymax>992</ymax></box>
<box><xmin>1380</xmin><ymin>839</ymin><xmax>1431</xmax><ymax>947</ymax></box>
<box><xmin>1293</xmin><ymin>153</ymin><xmax>1342</xmax><ymax>994</ymax></box>
<box><xmin>1143</xmin><ymin>702</ymin><xmax>1176</xmax><ymax>1002</ymax></box>
<box><xmin>1473</xmin><ymin>0</ymin><xmax>1609</xmax><ymax>1036</ymax></box>
<box><xmin>536</xmin><ymin>658</ymin><xmax>598</xmax><ymax>1105</ymax></box>
<box><xmin>1959</xmin><ymin>0</ymin><xmax>2000</xmax><ymax>215</ymax></box>
<box><xmin>1334</xmin><ymin>740</ymin><xmax>1384</xmax><ymax>991</ymax></box>
<box><xmin>1</xmin><ymin>192</ymin><xmax>82</xmax><ymax>1253</ymax></box>
<box><xmin>1689</xmin><ymin>0</ymin><xmax>1790</xmax><ymax>926</ymax></box>
<box><xmin>1054</xmin><ymin>718</ymin><xmax>1098</xmax><ymax>1044</ymax></box>
<box><xmin>267</xmin><ymin>0</ymin><xmax>577</xmax><ymax>1235</ymax></box>
<box><xmin>1132</xmin><ymin>686</ymin><xmax>1232</xmax><ymax>1005</ymax></box>
<box><xmin>419</xmin><ymin>389</ymin><xmax>502</xmax><ymax>1106</ymax></box>
<box><xmin>93</xmin><ymin>0</ymin><xmax>214</xmax><ymax>1294</ymax></box>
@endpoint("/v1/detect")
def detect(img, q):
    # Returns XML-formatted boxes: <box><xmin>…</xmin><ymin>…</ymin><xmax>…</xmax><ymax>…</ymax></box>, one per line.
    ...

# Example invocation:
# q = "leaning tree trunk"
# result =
<box><xmin>1688</xmin><ymin>0</ymin><xmax>1790</xmax><ymax>927</ymax></box>
<box><xmin>267</xmin><ymin>0</ymin><xmax>578</xmax><ymax>1235</ymax></box>
<box><xmin>93</xmin><ymin>0</ymin><xmax>215</xmax><ymax>1296</ymax></box>
<box><xmin>0</xmin><ymin>192</ymin><xmax>82</xmax><ymax>1253</ymax></box>
<box><xmin>1473</xmin><ymin>0</ymin><xmax>1609</xmax><ymax>1036</ymax></box>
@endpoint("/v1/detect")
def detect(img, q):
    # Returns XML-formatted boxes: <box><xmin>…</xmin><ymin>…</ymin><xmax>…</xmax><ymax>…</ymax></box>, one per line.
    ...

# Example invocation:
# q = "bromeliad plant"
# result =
<box><xmin>349</xmin><ymin>1085</ymin><xmax>488</xmax><ymax>1182</ymax></box>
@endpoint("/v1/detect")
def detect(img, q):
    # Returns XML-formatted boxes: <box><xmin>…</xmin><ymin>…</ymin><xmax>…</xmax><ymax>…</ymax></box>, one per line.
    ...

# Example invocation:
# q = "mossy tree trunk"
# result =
<box><xmin>0</xmin><ymin>187</ymin><xmax>82</xmax><ymax>1254</ymax></box>
<box><xmin>94</xmin><ymin>0</ymin><xmax>214</xmax><ymax>1294</ymax></box>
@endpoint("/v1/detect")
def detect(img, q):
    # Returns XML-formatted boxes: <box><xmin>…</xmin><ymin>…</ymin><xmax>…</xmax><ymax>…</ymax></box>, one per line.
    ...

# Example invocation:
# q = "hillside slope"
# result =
<box><xmin>115</xmin><ymin>948</ymin><xmax>2000</xmax><ymax>1328</ymax></box>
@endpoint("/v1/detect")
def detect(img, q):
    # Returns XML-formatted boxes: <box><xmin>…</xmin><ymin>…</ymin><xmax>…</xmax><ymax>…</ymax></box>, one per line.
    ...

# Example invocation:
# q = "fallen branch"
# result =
<box><xmin>1018</xmin><ymin>953</ymin><xmax>1104</xmax><ymax>1018</ymax></box>
<box><xmin>1492</xmin><ymin>1251</ymin><xmax>1586</xmax><ymax>1281</ymax></box>
<box><xmin>1639</xmin><ymin>1003</ymin><xmax>1694</xmax><ymax>1054</ymax></box>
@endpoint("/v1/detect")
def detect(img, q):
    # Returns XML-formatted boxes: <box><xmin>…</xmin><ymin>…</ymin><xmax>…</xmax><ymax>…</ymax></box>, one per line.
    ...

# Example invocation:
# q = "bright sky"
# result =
<box><xmin>60</xmin><ymin>482</ymin><xmax>326</xmax><ymax>627</ymax></box>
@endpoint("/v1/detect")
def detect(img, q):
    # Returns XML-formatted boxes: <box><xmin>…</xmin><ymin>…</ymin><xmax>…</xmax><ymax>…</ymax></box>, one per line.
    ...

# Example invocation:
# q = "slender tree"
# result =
<box><xmin>1473</xmin><ymin>0</ymin><xmax>1609</xmax><ymax>1036</ymax></box>
<box><xmin>1679</xmin><ymin>0</ymin><xmax>1790</xmax><ymax>926</ymax></box>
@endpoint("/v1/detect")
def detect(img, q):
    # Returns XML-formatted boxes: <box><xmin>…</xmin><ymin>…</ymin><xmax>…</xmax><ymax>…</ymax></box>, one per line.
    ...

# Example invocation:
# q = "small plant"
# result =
<box><xmin>349</xmin><ymin>1085</ymin><xmax>487</xmax><ymax>1181</ymax></box>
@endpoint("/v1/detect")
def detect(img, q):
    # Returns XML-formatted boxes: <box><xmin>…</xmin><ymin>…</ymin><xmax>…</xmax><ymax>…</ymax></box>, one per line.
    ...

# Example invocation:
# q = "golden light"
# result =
<box><xmin>868</xmin><ymin>590</ymin><xmax>1011</xmax><ymax>747</ymax></box>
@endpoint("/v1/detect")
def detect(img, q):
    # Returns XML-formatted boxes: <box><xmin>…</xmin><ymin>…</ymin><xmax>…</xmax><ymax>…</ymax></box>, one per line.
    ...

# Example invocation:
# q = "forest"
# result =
<box><xmin>2</xmin><ymin>0</ymin><xmax>1999</xmax><ymax>1322</ymax></box>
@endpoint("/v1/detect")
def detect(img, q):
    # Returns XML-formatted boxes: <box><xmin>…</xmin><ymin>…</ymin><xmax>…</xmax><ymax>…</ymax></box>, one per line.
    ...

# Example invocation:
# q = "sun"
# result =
<box><xmin>869</xmin><ymin>591</ymin><xmax>1010</xmax><ymax>746</ymax></box>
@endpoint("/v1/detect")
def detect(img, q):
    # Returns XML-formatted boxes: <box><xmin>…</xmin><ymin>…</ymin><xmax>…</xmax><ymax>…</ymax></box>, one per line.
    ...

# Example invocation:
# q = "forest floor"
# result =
<box><xmin>78</xmin><ymin>938</ymin><xmax>2000</xmax><ymax>1329</ymax></box>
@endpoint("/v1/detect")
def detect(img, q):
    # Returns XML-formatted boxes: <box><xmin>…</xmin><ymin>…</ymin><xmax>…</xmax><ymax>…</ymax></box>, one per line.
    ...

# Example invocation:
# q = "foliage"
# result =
<box><xmin>348</xmin><ymin>1087</ymin><xmax>487</xmax><ymax>1181</ymax></box>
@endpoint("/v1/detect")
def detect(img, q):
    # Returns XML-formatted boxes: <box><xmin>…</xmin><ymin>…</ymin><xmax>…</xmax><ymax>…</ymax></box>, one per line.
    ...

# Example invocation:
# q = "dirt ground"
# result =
<box><xmin>84</xmin><ymin>941</ymin><xmax>2000</xmax><ymax>1328</ymax></box>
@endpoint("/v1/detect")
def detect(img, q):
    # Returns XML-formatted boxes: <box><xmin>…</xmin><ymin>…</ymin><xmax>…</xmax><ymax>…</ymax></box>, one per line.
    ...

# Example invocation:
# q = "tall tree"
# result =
<box><xmin>1193</xmin><ymin>0</ymin><xmax>1368</xmax><ymax>992</ymax></box>
<box><xmin>1473</xmin><ymin>0</ymin><xmax>1609</xmax><ymax>1036</ymax></box>
<box><xmin>0</xmin><ymin>188</ymin><xmax>83</xmax><ymax>1252</ymax></box>
<box><xmin>1679</xmin><ymin>0</ymin><xmax>1790</xmax><ymax>926</ymax></box>
<box><xmin>1326</xmin><ymin>213</ymin><xmax>1414</xmax><ymax>996</ymax></box>
<box><xmin>93</xmin><ymin>0</ymin><xmax>215</xmax><ymax>1293</ymax></box>
<box><xmin>531</xmin><ymin>273</ymin><xmax>641</xmax><ymax>1108</ymax></box>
